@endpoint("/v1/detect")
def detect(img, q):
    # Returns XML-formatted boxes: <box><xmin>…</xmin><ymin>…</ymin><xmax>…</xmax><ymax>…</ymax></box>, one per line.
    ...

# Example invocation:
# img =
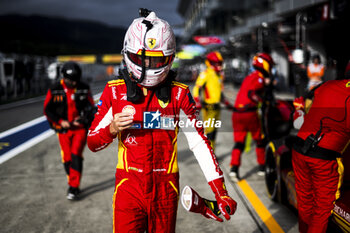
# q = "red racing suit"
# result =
<box><xmin>44</xmin><ymin>79</ymin><xmax>94</xmax><ymax>188</ymax></box>
<box><xmin>87</xmin><ymin>79</ymin><xmax>224</xmax><ymax>233</ymax></box>
<box><xmin>292</xmin><ymin>79</ymin><xmax>350</xmax><ymax>233</ymax></box>
<box><xmin>230</xmin><ymin>70</ymin><xmax>265</xmax><ymax>167</ymax></box>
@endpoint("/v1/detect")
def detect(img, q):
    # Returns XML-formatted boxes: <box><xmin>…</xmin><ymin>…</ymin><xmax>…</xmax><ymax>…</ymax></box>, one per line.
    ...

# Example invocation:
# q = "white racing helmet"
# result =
<box><xmin>122</xmin><ymin>10</ymin><xmax>176</xmax><ymax>87</ymax></box>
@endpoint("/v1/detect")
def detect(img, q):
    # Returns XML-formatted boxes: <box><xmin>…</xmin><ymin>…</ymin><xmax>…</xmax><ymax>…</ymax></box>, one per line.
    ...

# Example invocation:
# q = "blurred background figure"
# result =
<box><xmin>193</xmin><ymin>51</ymin><xmax>233</xmax><ymax>150</ymax></box>
<box><xmin>307</xmin><ymin>54</ymin><xmax>324</xmax><ymax>91</ymax></box>
<box><xmin>229</xmin><ymin>52</ymin><xmax>274</xmax><ymax>182</ymax></box>
<box><xmin>292</xmin><ymin>61</ymin><xmax>350</xmax><ymax>233</ymax></box>
<box><xmin>43</xmin><ymin>61</ymin><xmax>95</xmax><ymax>201</ymax></box>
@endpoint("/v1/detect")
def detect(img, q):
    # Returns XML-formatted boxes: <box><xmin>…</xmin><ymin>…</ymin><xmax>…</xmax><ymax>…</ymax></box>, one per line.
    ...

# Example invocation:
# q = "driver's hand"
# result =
<box><xmin>209</xmin><ymin>178</ymin><xmax>237</xmax><ymax>221</ymax></box>
<box><xmin>109</xmin><ymin>112</ymin><xmax>134</xmax><ymax>135</ymax></box>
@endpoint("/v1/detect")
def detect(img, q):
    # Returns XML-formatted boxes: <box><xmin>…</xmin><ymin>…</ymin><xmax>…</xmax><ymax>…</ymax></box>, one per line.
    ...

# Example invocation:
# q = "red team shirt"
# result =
<box><xmin>297</xmin><ymin>79</ymin><xmax>350</xmax><ymax>153</ymax></box>
<box><xmin>234</xmin><ymin>70</ymin><xmax>264</xmax><ymax>109</ymax></box>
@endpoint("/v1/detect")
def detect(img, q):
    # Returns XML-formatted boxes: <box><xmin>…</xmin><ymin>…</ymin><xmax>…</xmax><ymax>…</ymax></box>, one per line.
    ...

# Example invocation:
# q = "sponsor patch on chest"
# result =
<box><xmin>143</xmin><ymin>110</ymin><xmax>162</xmax><ymax>129</ymax></box>
<box><xmin>143</xmin><ymin>110</ymin><xmax>175</xmax><ymax>130</ymax></box>
<box><xmin>122</xmin><ymin>105</ymin><xmax>136</xmax><ymax>116</ymax></box>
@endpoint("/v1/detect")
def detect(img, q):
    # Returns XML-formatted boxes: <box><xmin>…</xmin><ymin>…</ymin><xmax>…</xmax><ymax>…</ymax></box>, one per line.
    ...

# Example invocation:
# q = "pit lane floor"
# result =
<box><xmin>0</xmin><ymin>83</ymin><xmax>298</xmax><ymax>233</ymax></box>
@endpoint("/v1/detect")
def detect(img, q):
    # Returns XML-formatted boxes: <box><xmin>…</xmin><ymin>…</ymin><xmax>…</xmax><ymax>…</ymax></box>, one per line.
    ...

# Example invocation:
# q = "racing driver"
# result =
<box><xmin>87</xmin><ymin>9</ymin><xmax>237</xmax><ymax>233</ymax></box>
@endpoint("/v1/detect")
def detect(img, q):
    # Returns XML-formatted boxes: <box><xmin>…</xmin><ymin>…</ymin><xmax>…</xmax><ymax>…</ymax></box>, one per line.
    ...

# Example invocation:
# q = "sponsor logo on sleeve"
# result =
<box><xmin>112</xmin><ymin>87</ymin><xmax>118</xmax><ymax>100</ymax></box>
<box><xmin>121</xmin><ymin>93</ymin><xmax>127</xmax><ymax>100</ymax></box>
<box><xmin>129</xmin><ymin>123</ymin><xmax>142</xmax><ymax>129</ymax></box>
<box><xmin>176</xmin><ymin>88</ymin><xmax>182</xmax><ymax>100</ymax></box>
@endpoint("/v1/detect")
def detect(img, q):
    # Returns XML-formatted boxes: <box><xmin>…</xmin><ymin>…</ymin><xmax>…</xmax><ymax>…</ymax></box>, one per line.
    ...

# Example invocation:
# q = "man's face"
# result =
<box><xmin>144</xmin><ymin>57</ymin><xmax>150</xmax><ymax>68</ymax></box>
<box><xmin>313</xmin><ymin>58</ymin><xmax>320</xmax><ymax>64</ymax></box>
<box><xmin>64</xmin><ymin>78</ymin><xmax>77</xmax><ymax>88</ymax></box>
<box><xmin>144</xmin><ymin>56</ymin><xmax>171</xmax><ymax>69</ymax></box>
<box><xmin>212</xmin><ymin>63</ymin><xmax>223</xmax><ymax>72</ymax></box>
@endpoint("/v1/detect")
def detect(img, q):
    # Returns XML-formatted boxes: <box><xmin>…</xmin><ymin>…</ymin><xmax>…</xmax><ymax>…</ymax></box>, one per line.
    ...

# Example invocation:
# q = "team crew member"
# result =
<box><xmin>229</xmin><ymin>53</ymin><xmax>274</xmax><ymax>181</ymax></box>
<box><xmin>193</xmin><ymin>51</ymin><xmax>233</xmax><ymax>150</ymax></box>
<box><xmin>44</xmin><ymin>61</ymin><xmax>95</xmax><ymax>200</ymax></box>
<box><xmin>307</xmin><ymin>54</ymin><xmax>324</xmax><ymax>91</ymax></box>
<box><xmin>87</xmin><ymin>10</ymin><xmax>237</xmax><ymax>233</ymax></box>
<box><xmin>292</xmin><ymin>62</ymin><xmax>350</xmax><ymax>233</ymax></box>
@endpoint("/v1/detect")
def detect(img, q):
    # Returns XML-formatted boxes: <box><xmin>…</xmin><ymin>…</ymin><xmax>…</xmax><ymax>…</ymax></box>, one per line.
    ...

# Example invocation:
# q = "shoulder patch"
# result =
<box><xmin>172</xmin><ymin>81</ymin><xmax>188</xmax><ymax>89</ymax></box>
<box><xmin>108</xmin><ymin>79</ymin><xmax>125</xmax><ymax>87</ymax></box>
<box><xmin>108</xmin><ymin>79</ymin><xmax>124</xmax><ymax>84</ymax></box>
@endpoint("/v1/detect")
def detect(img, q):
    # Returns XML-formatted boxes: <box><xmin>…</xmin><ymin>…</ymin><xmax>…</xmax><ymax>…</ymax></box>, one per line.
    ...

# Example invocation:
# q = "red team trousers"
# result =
<box><xmin>292</xmin><ymin>150</ymin><xmax>342</xmax><ymax>233</ymax></box>
<box><xmin>58</xmin><ymin>128</ymin><xmax>87</xmax><ymax>188</ymax></box>
<box><xmin>230</xmin><ymin>111</ymin><xmax>265</xmax><ymax>166</ymax></box>
<box><xmin>113</xmin><ymin>169</ymin><xmax>179</xmax><ymax>233</ymax></box>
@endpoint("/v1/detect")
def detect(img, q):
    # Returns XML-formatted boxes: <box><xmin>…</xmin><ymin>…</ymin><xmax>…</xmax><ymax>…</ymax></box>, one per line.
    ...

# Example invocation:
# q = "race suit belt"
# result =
<box><xmin>293</xmin><ymin>136</ymin><xmax>341</xmax><ymax>160</ymax></box>
<box><xmin>232</xmin><ymin>106</ymin><xmax>257</xmax><ymax>113</ymax></box>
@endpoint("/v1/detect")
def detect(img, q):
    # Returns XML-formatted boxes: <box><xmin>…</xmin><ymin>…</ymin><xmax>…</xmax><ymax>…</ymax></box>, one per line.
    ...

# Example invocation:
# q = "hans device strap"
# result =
<box><xmin>120</xmin><ymin>68</ymin><xmax>177</xmax><ymax>104</ymax></box>
<box><xmin>120</xmin><ymin>68</ymin><xmax>143</xmax><ymax>103</ymax></box>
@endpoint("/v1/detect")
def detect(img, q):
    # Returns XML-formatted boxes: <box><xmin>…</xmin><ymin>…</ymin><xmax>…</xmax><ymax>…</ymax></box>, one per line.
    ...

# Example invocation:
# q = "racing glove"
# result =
<box><xmin>201</xmin><ymin>200</ymin><xmax>223</xmax><ymax>222</ymax></box>
<box><xmin>293</xmin><ymin>109</ymin><xmax>305</xmax><ymax>129</ymax></box>
<box><xmin>293</xmin><ymin>96</ymin><xmax>305</xmax><ymax>110</ymax></box>
<box><xmin>293</xmin><ymin>97</ymin><xmax>305</xmax><ymax>129</ymax></box>
<box><xmin>208</xmin><ymin>178</ymin><xmax>237</xmax><ymax>220</ymax></box>
<box><xmin>181</xmin><ymin>186</ymin><xmax>223</xmax><ymax>222</ymax></box>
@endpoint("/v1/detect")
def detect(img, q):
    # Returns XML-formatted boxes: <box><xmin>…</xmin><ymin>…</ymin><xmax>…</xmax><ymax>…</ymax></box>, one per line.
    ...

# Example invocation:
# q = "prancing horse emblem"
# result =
<box><xmin>147</xmin><ymin>38</ymin><xmax>156</xmax><ymax>49</ymax></box>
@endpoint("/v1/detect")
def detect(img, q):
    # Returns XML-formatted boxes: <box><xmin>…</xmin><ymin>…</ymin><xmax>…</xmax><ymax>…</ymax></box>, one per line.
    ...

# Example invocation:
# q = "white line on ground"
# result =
<box><xmin>0</xmin><ymin>116</ymin><xmax>47</xmax><ymax>139</ymax></box>
<box><xmin>0</xmin><ymin>92</ymin><xmax>102</xmax><ymax>164</ymax></box>
<box><xmin>0</xmin><ymin>130</ymin><xmax>54</xmax><ymax>164</ymax></box>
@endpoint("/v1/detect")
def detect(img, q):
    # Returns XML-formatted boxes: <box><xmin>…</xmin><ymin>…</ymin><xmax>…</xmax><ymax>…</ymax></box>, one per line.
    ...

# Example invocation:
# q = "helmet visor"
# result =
<box><xmin>209</xmin><ymin>60</ymin><xmax>223</xmax><ymax>67</ymax></box>
<box><xmin>127</xmin><ymin>52</ymin><xmax>173</xmax><ymax>69</ymax></box>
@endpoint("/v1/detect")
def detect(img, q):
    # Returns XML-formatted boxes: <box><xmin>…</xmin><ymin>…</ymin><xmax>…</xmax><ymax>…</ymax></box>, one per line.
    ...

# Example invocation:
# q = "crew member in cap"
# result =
<box><xmin>44</xmin><ymin>61</ymin><xmax>95</xmax><ymax>200</ymax></box>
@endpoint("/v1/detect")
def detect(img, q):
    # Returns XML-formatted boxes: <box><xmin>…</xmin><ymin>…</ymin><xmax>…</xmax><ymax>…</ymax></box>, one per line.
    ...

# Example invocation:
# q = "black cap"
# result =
<box><xmin>312</xmin><ymin>54</ymin><xmax>321</xmax><ymax>61</ymax></box>
<box><xmin>61</xmin><ymin>61</ymin><xmax>82</xmax><ymax>82</ymax></box>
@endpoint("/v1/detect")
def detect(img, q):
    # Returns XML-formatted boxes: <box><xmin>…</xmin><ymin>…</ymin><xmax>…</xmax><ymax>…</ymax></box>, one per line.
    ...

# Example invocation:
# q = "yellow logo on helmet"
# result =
<box><xmin>346</xmin><ymin>81</ymin><xmax>350</xmax><ymax>88</ymax></box>
<box><xmin>262</xmin><ymin>60</ymin><xmax>270</xmax><ymax>73</ymax></box>
<box><xmin>147</xmin><ymin>38</ymin><xmax>156</xmax><ymax>49</ymax></box>
<box><xmin>215</xmin><ymin>52</ymin><xmax>223</xmax><ymax>61</ymax></box>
